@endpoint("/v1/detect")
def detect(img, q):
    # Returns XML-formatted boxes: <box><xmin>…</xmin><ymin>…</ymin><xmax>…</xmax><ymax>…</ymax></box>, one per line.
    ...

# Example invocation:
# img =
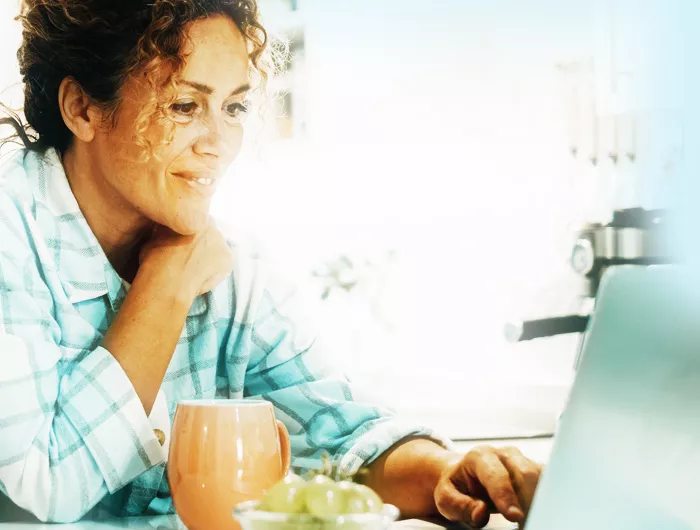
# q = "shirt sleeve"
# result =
<box><xmin>0</xmin><ymin>241</ymin><xmax>166</xmax><ymax>522</ymax></box>
<box><xmin>239</xmin><ymin>265</ymin><xmax>455</xmax><ymax>478</ymax></box>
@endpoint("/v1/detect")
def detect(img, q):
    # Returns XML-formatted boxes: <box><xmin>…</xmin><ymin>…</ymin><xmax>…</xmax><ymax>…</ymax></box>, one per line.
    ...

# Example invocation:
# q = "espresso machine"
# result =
<box><xmin>504</xmin><ymin>207</ymin><xmax>671</xmax><ymax>347</ymax></box>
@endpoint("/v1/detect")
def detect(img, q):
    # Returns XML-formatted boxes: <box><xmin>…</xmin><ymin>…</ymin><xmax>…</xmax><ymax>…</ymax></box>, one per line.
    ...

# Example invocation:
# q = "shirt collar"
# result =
<box><xmin>27</xmin><ymin>148</ymin><xmax>114</xmax><ymax>306</ymax></box>
<box><xmin>28</xmin><ymin>149</ymin><xmax>207</xmax><ymax>316</ymax></box>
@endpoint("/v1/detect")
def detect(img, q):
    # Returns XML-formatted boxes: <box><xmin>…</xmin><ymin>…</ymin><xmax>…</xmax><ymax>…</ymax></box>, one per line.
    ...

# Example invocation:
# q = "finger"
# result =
<box><xmin>467</xmin><ymin>447</ymin><xmax>524</xmax><ymax>523</ymax></box>
<box><xmin>434</xmin><ymin>479</ymin><xmax>490</xmax><ymax>528</ymax></box>
<box><xmin>497</xmin><ymin>447</ymin><xmax>542</xmax><ymax>515</ymax></box>
<box><xmin>199</xmin><ymin>270</ymin><xmax>232</xmax><ymax>295</ymax></box>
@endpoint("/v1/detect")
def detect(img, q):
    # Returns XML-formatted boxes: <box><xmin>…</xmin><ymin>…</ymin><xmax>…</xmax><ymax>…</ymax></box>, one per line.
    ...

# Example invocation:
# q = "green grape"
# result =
<box><xmin>309</xmin><ymin>474</ymin><xmax>333</xmax><ymax>485</ymax></box>
<box><xmin>259</xmin><ymin>474</ymin><xmax>307</xmax><ymax>513</ymax></box>
<box><xmin>283</xmin><ymin>472</ymin><xmax>305</xmax><ymax>484</ymax></box>
<box><xmin>304</xmin><ymin>475</ymin><xmax>346</xmax><ymax>517</ymax></box>
<box><xmin>342</xmin><ymin>483</ymin><xmax>384</xmax><ymax>514</ymax></box>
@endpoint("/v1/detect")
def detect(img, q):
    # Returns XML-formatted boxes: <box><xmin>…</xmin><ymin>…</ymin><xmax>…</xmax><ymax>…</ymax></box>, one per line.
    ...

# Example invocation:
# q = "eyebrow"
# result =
<box><xmin>179</xmin><ymin>80</ymin><xmax>251</xmax><ymax>97</ymax></box>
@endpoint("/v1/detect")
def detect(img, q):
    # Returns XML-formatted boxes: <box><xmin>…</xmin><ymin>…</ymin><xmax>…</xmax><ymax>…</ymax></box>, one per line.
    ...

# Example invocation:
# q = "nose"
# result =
<box><xmin>192</xmin><ymin>113</ymin><xmax>226</xmax><ymax>159</ymax></box>
<box><xmin>192</xmin><ymin>111</ymin><xmax>245</xmax><ymax>166</ymax></box>
<box><xmin>192</xmin><ymin>113</ymin><xmax>243</xmax><ymax>159</ymax></box>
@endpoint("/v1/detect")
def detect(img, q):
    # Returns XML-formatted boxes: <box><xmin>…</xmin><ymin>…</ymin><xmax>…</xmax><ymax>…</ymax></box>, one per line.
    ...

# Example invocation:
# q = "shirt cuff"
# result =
<box><xmin>148</xmin><ymin>389</ymin><xmax>171</xmax><ymax>460</ymax></box>
<box><xmin>60</xmin><ymin>346</ymin><xmax>167</xmax><ymax>493</ymax></box>
<box><xmin>335</xmin><ymin>416</ymin><xmax>456</xmax><ymax>478</ymax></box>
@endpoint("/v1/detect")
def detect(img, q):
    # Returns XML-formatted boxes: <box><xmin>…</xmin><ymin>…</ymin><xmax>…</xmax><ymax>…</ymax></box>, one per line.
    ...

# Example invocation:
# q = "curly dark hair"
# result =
<box><xmin>1</xmin><ymin>0</ymin><xmax>273</xmax><ymax>154</ymax></box>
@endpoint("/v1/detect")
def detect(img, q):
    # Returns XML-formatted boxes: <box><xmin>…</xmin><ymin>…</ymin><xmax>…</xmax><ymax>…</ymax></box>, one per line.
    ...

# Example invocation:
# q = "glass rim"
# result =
<box><xmin>176</xmin><ymin>398</ymin><xmax>271</xmax><ymax>408</ymax></box>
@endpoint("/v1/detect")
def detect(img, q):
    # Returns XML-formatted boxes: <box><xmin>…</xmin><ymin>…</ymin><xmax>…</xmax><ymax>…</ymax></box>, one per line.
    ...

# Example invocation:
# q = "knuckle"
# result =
<box><xmin>470</xmin><ymin>444</ymin><xmax>495</xmax><ymax>457</ymax></box>
<box><xmin>434</xmin><ymin>492</ymin><xmax>456</xmax><ymax>515</ymax></box>
<box><xmin>434</xmin><ymin>491</ymin><xmax>450</xmax><ymax>512</ymax></box>
<box><xmin>498</xmin><ymin>445</ymin><xmax>521</xmax><ymax>460</ymax></box>
<box><xmin>520</xmin><ymin>466</ymin><xmax>541</xmax><ymax>483</ymax></box>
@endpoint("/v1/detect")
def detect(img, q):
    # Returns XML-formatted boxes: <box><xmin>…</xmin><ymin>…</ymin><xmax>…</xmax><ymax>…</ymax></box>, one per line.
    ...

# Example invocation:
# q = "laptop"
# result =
<box><xmin>525</xmin><ymin>265</ymin><xmax>700</xmax><ymax>530</ymax></box>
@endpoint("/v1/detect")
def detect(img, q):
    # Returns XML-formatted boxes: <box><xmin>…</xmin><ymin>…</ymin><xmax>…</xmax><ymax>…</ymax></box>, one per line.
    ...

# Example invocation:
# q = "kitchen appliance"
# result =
<box><xmin>504</xmin><ymin>207</ymin><xmax>671</xmax><ymax>345</ymax></box>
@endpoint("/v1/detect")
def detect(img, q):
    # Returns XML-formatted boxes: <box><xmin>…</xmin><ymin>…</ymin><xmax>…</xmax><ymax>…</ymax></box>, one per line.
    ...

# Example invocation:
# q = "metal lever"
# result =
<box><xmin>504</xmin><ymin>315</ymin><xmax>590</xmax><ymax>343</ymax></box>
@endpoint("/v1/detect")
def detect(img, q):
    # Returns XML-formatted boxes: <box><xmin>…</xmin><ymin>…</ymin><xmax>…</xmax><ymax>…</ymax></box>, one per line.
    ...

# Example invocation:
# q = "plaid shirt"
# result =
<box><xmin>0</xmin><ymin>148</ymin><xmax>451</xmax><ymax>522</ymax></box>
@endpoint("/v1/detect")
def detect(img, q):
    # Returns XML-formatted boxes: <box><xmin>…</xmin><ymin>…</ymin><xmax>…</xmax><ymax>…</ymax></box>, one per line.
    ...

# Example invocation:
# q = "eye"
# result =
<box><xmin>224</xmin><ymin>101</ymin><xmax>249</xmax><ymax>122</ymax></box>
<box><xmin>170</xmin><ymin>100</ymin><xmax>199</xmax><ymax>117</ymax></box>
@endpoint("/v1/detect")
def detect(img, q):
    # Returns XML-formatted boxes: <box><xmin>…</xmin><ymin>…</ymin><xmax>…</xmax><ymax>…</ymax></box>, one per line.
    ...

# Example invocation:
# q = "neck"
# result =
<box><xmin>62</xmin><ymin>143</ymin><xmax>152</xmax><ymax>281</ymax></box>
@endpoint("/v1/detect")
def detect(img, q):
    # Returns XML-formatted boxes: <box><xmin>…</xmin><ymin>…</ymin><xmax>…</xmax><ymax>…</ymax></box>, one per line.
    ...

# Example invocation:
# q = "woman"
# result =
<box><xmin>0</xmin><ymin>1</ymin><xmax>541</xmax><ymax>526</ymax></box>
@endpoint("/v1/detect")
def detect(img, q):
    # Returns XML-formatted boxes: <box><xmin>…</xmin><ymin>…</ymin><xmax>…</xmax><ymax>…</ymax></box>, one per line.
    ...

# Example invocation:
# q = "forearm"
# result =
<box><xmin>362</xmin><ymin>438</ymin><xmax>461</xmax><ymax>519</ymax></box>
<box><xmin>102</xmin><ymin>267</ymin><xmax>193</xmax><ymax>415</ymax></box>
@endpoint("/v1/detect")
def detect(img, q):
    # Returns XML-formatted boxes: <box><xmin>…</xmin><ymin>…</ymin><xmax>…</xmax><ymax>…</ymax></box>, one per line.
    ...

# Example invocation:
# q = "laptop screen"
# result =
<box><xmin>526</xmin><ymin>266</ymin><xmax>700</xmax><ymax>530</ymax></box>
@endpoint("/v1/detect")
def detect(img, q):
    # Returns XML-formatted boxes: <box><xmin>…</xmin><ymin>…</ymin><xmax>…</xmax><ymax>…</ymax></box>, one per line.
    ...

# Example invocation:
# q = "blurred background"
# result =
<box><xmin>0</xmin><ymin>0</ymin><xmax>683</xmax><ymax>440</ymax></box>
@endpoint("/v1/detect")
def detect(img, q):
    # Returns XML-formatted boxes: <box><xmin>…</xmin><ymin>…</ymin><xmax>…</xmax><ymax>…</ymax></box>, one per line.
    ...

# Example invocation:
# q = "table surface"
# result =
<box><xmin>0</xmin><ymin>513</ymin><xmax>519</xmax><ymax>530</ymax></box>
<box><xmin>0</xmin><ymin>438</ymin><xmax>551</xmax><ymax>530</ymax></box>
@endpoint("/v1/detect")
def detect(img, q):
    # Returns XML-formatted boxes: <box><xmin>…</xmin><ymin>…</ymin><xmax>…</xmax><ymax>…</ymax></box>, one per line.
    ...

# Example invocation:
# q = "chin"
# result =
<box><xmin>167</xmin><ymin>210</ymin><xmax>210</xmax><ymax>236</ymax></box>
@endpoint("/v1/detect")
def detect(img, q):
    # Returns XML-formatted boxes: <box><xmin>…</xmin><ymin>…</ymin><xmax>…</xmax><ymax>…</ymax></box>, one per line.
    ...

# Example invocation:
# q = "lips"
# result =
<box><xmin>172</xmin><ymin>172</ymin><xmax>219</xmax><ymax>190</ymax></box>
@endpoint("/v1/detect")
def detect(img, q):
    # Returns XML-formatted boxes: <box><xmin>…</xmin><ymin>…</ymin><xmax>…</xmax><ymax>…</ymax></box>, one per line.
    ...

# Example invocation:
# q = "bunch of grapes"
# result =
<box><xmin>260</xmin><ymin>454</ymin><xmax>383</xmax><ymax>517</ymax></box>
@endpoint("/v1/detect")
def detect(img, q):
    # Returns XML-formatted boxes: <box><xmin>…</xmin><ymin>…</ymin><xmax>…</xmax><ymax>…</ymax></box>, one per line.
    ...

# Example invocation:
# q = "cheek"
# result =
<box><xmin>101</xmin><ymin>118</ymin><xmax>169</xmax><ymax>181</ymax></box>
<box><xmin>94</xmin><ymin>128</ymin><xmax>151</xmax><ymax>194</ymax></box>
<box><xmin>151</xmin><ymin>124</ymin><xmax>200</xmax><ymax>171</ymax></box>
<box><xmin>148</xmin><ymin>120</ymin><xmax>245</xmax><ymax>175</ymax></box>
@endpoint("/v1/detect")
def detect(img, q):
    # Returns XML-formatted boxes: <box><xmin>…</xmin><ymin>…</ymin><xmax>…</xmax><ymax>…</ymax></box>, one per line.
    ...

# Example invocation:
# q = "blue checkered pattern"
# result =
<box><xmin>0</xmin><ymin>148</ymin><xmax>451</xmax><ymax>522</ymax></box>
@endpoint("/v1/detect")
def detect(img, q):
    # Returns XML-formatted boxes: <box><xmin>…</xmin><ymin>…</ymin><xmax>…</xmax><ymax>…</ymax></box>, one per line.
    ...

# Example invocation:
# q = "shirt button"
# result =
<box><xmin>154</xmin><ymin>429</ymin><xmax>166</xmax><ymax>446</ymax></box>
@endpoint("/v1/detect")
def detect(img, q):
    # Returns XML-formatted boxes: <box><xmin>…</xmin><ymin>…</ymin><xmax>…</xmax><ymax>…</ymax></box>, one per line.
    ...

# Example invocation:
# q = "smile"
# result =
<box><xmin>172</xmin><ymin>173</ymin><xmax>218</xmax><ymax>189</ymax></box>
<box><xmin>185</xmin><ymin>177</ymin><xmax>215</xmax><ymax>187</ymax></box>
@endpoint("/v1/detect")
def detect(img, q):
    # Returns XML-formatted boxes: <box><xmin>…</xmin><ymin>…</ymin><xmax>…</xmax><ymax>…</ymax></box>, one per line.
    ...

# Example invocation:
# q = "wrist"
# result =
<box><xmin>363</xmin><ymin>438</ymin><xmax>462</xmax><ymax>519</ymax></box>
<box><xmin>421</xmin><ymin>445</ymin><xmax>463</xmax><ymax>489</ymax></box>
<box><xmin>132</xmin><ymin>261</ymin><xmax>196</xmax><ymax>310</ymax></box>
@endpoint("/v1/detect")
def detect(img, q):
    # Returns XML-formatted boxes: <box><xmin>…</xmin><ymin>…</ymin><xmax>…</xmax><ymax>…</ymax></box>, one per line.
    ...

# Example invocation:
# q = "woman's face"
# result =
<box><xmin>90</xmin><ymin>15</ymin><xmax>251</xmax><ymax>235</ymax></box>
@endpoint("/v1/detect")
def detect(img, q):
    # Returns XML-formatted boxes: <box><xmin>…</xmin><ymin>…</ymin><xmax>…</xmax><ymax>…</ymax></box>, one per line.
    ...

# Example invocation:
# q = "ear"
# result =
<box><xmin>57</xmin><ymin>77</ymin><xmax>101</xmax><ymax>143</ymax></box>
